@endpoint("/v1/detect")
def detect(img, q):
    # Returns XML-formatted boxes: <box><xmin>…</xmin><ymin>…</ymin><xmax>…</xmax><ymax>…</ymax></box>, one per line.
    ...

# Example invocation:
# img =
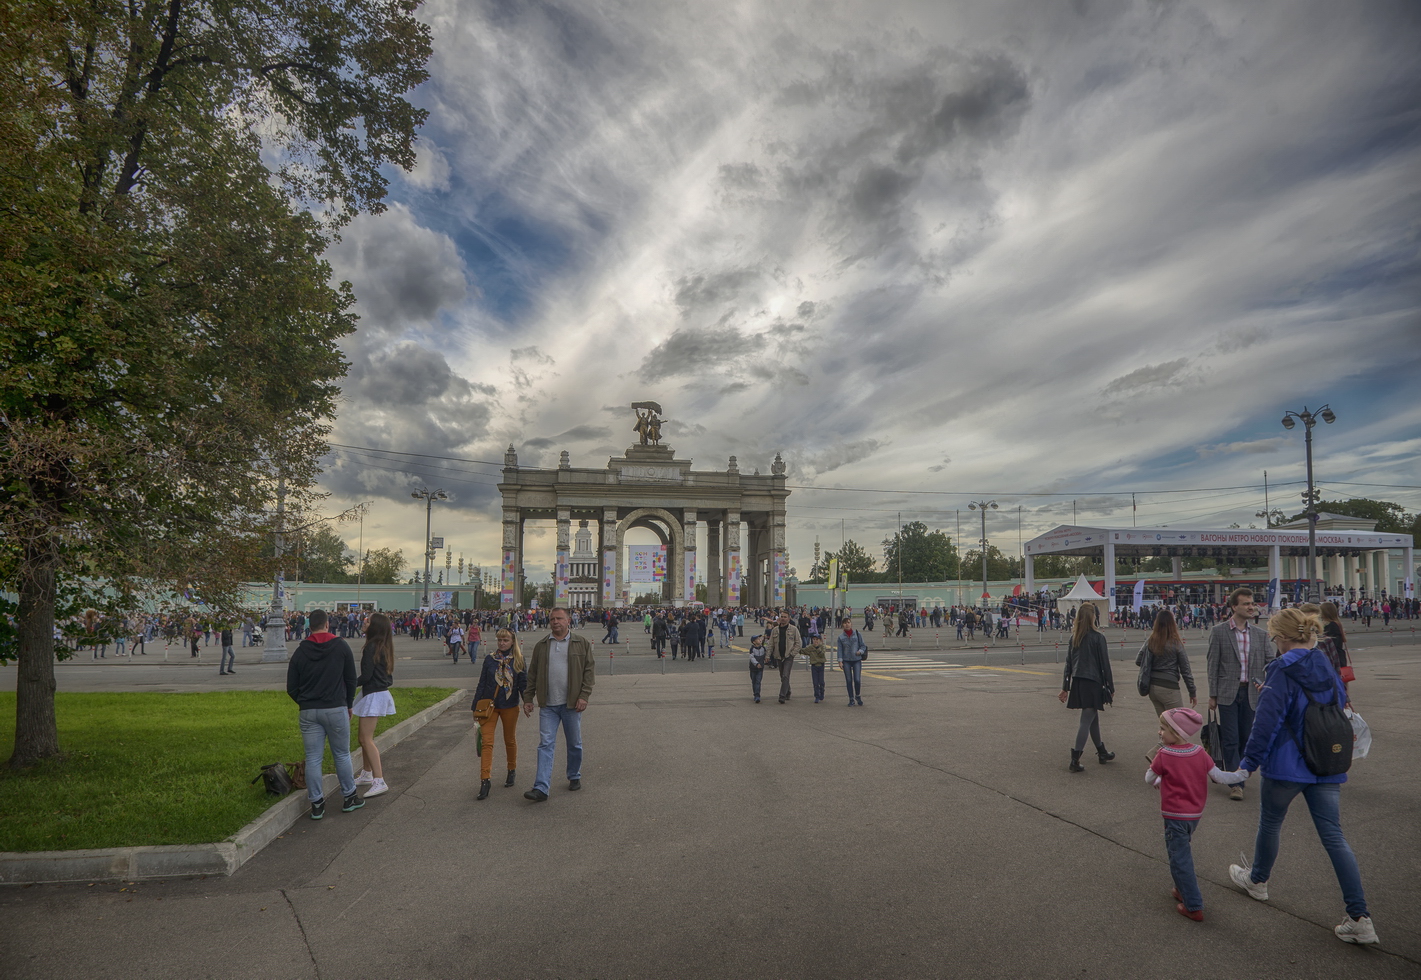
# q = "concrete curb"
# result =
<box><xmin>0</xmin><ymin>688</ymin><xmax>468</xmax><ymax>885</ymax></box>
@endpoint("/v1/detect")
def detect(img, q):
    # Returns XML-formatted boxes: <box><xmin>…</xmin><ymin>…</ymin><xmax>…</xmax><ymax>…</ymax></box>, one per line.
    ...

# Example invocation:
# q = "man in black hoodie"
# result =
<box><xmin>286</xmin><ymin>609</ymin><xmax>361</xmax><ymax>820</ymax></box>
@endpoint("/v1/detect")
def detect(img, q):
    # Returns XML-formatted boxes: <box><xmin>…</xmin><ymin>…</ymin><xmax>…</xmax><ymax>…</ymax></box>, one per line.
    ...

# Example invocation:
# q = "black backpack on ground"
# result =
<box><xmin>251</xmin><ymin>762</ymin><xmax>294</xmax><ymax>797</ymax></box>
<box><xmin>1290</xmin><ymin>685</ymin><xmax>1353</xmax><ymax>777</ymax></box>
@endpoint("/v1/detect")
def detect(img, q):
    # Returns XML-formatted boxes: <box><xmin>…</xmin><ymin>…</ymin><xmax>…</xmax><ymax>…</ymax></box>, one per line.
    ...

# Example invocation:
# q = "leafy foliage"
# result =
<box><xmin>825</xmin><ymin>539</ymin><xmax>877</xmax><ymax>579</ymax></box>
<box><xmin>0</xmin><ymin>0</ymin><xmax>431</xmax><ymax>765</ymax></box>
<box><xmin>881</xmin><ymin>521</ymin><xmax>960</xmax><ymax>582</ymax></box>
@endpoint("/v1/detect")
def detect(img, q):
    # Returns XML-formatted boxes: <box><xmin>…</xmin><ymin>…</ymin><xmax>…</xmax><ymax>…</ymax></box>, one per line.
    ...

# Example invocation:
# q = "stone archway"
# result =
<box><xmin>617</xmin><ymin>507</ymin><xmax>685</xmax><ymax>604</ymax></box>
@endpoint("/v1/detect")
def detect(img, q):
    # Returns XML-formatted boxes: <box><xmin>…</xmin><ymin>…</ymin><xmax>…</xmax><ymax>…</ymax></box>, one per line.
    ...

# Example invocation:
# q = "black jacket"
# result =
<box><xmin>356</xmin><ymin>644</ymin><xmax>393</xmax><ymax>696</ymax></box>
<box><xmin>287</xmin><ymin>633</ymin><xmax>357</xmax><ymax>710</ymax></box>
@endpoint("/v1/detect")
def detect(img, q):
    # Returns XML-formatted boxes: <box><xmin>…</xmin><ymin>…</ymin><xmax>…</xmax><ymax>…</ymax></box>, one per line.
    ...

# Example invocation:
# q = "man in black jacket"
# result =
<box><xmin>286</xmin><ymin>609</ymin><xmax>361</xmax><ymax>820</ymax></box>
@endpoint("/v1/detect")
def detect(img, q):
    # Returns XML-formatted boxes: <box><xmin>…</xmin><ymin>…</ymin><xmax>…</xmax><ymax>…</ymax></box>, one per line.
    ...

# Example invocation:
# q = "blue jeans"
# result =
<box><xmin>842</xmin><ymin>660</ymin><xmax>862</xmax><ymax>700</ymax></box>
<box><xmin>468</xmin><ymin>641</ymin><xmax>479</xmax><ymax>661</ymax></box>
<box><xmin>534</xmin><ymin>704</ymin><xmax>583</xmax><ymax>794</ymax></box>
<box><xmin>1217</xmin><ymin>685</ymin><xmax>1255</xmax><ymax>771</ymax></box>
<box><xmin>811</xmin><ymin>664</ymin><xmax>825</xmax><ymax>700</ymax></box>
<box><xmin>299</xmin><ymin>707</ymin><xmax>355</xmax><ymax>803</ymax></box>
<box><xmin>749</xmin><ymin>666</ymin><xmax>763</xmax><ymax>700</ymax></box>
<box><xmin>220</xmin><ymin>644</ymin><xmax>235</xmax><ymax>672</ymax></box>
<box><xmin>1164</xmin><ymin>819</ymin><xmax>1202</xmax><ymax>911</ymax></box>
<box><xmin>1251</xmin><ymin>778</ymin><xmax>1368</xmax><ymax>918</ymax></box>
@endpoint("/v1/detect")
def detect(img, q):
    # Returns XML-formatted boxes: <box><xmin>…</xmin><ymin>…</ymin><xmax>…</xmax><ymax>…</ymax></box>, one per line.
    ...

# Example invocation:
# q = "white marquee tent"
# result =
<box><xmin>1058</xmin><ymin>574</ymin><xmax>1110</xmax><ymax>619</ymax></box>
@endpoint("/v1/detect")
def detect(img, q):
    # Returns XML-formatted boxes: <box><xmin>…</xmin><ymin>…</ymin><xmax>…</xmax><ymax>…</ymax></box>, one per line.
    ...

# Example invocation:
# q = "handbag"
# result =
<box><xmin>1200</xmin><ymin>709</ymin><xmax>1225</xmax><ymax>768</ymax></box>
<box><xmin>1136</xmin><ymin>643</ymin><xmax>1154</xmax><ymax>697</ymax></box>
<box><xmin>472</xmin><ymin>697</ymin><xmax>494</xmax><ymax>722</ymax></box>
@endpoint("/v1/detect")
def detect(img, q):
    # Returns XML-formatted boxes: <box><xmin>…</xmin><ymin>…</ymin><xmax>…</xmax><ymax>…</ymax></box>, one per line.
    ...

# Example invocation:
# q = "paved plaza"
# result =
<box><xmin>2</xmin><ymin>627</ymin><xmax>1419</xmax><ymax>979</ymax></box>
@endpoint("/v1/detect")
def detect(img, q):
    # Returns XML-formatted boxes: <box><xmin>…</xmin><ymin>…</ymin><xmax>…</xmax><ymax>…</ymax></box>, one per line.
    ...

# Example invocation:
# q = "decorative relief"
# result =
<box><xmin>619</xmin><ymin>464</ymin><xmax>683</xmax><ymax>483</ymax></box>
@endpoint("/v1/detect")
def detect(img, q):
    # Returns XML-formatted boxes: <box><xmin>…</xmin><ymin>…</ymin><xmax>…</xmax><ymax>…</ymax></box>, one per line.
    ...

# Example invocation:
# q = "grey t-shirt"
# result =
<box><xmin>546</xmin><ymin>636</ymin><xmax>570</xmax><ymax>706</ymax></box>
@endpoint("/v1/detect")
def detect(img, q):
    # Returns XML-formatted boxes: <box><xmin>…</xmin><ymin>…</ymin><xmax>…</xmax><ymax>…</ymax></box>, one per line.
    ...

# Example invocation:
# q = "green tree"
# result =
<box><xmin>881</xmin><ymin>522</ymin><xmax>959</xmax><ymax>582</ymax></box>
<box><xmin>1285</xmin><ymin>498</ymin><xmax>1416</xmax><ymax>536</ymax></box>
<box><xmin>825</xmin><ymin>539</ymin><xmax>877</xmax><ymax>580</ymax></box>
<box><xmin>962</xmin><ymin>545</ymin><xmax>1020</xmax><ymax>584</ymax></box>
<box><xmin>0</xmin><ymin>0</ymin><xmax>431</xmax><ymax>766</ymax></box>
<box><xmin>358</xmin><ymin>547</ymin><xmax>405</xmax><ymax>586</ymax></box>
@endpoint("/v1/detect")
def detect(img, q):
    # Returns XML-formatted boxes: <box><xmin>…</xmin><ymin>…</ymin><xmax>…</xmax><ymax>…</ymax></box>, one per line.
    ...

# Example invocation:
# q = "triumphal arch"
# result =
<box><xmin>497</xmin><ymin>402</ymin><xmax>790</xmax><ymax>608</ymax></box>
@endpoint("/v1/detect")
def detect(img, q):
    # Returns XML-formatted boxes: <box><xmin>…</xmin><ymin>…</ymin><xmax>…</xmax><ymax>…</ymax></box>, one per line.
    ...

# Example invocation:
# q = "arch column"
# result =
<box><xmin>602</xmin><ymin>507</ymin><xmax>619</xmax><ymax>606</ymax></box>
<box><xmin>725</xmin><ymin>510</ymin><xmax>742</xmax><ymax>607</ymax></box>
<box><xmin>555</xmin><ymin>507</ymin><xmax>570</xmax><ymax>605</ymax></box>
<box><xmin>706</xmin><ymin>518</ymin><xmax>722</xmax><ymax>607</ymax></box>
<box><xmin>683</xmin><ymin>510</ymin><xmax>698</xmax><ymax>605</ymax></box>
<box><xmin>500</xmin><ymin>507</ymin><xmax>520</xmax><ymax>610</ymax></box>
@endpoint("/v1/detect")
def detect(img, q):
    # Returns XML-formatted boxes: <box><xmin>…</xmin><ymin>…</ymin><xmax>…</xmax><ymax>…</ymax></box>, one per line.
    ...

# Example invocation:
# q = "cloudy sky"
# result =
<box><xmin>318</xmin><ymin>0</ymin><xmax>1421</xmax><ymax>583</ymax></box>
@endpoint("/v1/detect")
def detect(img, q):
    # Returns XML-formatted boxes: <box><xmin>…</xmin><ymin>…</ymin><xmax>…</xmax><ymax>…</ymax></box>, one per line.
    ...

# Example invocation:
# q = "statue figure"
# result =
<box><xmin>632</xmin><ymin>401</ymin><xmax>664</xmax><ymax>447</ymax></box>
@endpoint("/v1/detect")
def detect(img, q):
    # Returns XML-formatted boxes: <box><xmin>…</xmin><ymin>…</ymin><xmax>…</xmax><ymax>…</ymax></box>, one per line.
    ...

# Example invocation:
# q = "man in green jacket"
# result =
<box><xmin>522</xmin><ymin>607</ymin><xmax>595</xmax><ymax>802</ymax></box>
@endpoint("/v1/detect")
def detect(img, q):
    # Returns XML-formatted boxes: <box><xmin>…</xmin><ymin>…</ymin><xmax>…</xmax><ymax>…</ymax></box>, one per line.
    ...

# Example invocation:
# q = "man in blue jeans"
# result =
<box><xmin>286</xmin><ymin>609</ymin><xmax>362</xmax><ymax>820</ymax></box>
<box><xmin>522</xmin><ymin>607</ymin><xmax>595</xmax><ymax>802</ymax></box>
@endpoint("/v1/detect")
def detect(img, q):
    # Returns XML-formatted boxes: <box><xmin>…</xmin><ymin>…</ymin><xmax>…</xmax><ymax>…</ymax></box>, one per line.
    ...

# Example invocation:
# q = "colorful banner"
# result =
<box><xmin>603</xmin><ymin>550</ymin><xmax>616</xmax><ymax>606</ymax></box>
<box><xmin>501</xmin><ymin>550</ymin><xmax>516</xmax><ymax>606</ymax></box>
<box><xmin>727</xmin><ymin>553</ymin><xmax>741</xmax><ymax>606</ymax></box>
<box><xmin>431</xmin><ymin>591</ymin><xmax>452</xmax><ymax>610</ymax></box>
<box><xmin>555</xmin><ymin>548</ymin><xmax>569</xmax><ymax>603</ymax></box>
<box><xmin>685</xmin><ymin>550</ymin><xmax>697</xmax><ymax>602</ymax></box>
<box><xmin>628</xmin><ymin>544</ymin><xmax>667</xmax><ymax>583</ymax></box>
<box><xmin>1266</xmin><ymin>578</ymin><xmax>1279</xmax><ymax>609</ymax></box>
<box><xmin>827</xmin><ymin>557</ymin><xmax>838</xmax><ymax>590</ymax></box>
<box><xmin>773</xmin><ymin>554</ymin><xmax>786</xmax><ymax>606</ymax></box>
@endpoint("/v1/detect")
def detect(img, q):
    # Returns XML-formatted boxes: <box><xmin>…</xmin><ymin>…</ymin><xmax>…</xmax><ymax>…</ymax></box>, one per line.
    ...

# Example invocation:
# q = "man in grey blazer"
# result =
<box><xmin>1206</xmin><ymin>588</ymin><xmax>1269</xmax><ymax>800</ymax></box>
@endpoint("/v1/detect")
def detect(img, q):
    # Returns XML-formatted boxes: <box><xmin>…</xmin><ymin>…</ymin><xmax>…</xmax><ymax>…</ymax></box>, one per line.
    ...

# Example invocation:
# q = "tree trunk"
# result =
<box><xmin>10</xmin><ymin>541</ymin><xmax>62</xmax><ymax>767</ymax></box>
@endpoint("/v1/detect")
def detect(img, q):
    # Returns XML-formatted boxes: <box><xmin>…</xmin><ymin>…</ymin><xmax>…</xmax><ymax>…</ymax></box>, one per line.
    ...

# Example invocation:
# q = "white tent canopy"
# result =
<box><xmin>1058</xmin><ymin>574</ymin><xmax>1110</xmax><ymax>618</ymax></box>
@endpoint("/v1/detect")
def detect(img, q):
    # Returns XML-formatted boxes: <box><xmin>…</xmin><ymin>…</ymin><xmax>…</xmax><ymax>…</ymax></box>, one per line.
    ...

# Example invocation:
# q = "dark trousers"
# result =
<box><xmin>810</xmin><ymin>664</ymin><xmax>826</xmax><ymax>700</ymax></box>
<box><xmin>777</xmin><ymin>658</ymin><xmax>794</xmax><ymax>701</ymax></box>
<box><xmin>749</xmin><ymin>666</ymin><xmax>763</xmax><ymax>700</ymax></box>
<box><xmin>1165</xmin><ymin>819</ymin><xmax>1202</xmax><ymax>911</ymax></box>
<box><xmin>1218</xmin><ymin>684</ymin><xmax>1256</xmax><ymax>771</ymax></box>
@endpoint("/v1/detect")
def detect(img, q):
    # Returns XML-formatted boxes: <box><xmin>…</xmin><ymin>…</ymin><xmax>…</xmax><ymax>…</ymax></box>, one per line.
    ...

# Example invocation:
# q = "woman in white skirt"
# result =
<box><xmin>353</xmin><ymin>613</ymin><xmax>397</xmax><ymax>798</ymax></box>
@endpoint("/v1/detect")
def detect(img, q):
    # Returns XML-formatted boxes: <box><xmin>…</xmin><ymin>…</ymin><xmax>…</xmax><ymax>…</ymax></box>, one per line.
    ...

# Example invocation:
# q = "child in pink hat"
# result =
<box><xmin>1147</xmin><ymin>707</ymin><xmax>1248</xmax><ymax>921</ymax></box>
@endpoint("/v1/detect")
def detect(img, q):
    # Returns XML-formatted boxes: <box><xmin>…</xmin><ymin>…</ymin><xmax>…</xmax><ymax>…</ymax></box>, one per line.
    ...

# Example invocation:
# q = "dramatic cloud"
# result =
<box><xmin>310</xmin><ymin>0</ymin><xmax>1421</xmax><ymax>576</ymax></box>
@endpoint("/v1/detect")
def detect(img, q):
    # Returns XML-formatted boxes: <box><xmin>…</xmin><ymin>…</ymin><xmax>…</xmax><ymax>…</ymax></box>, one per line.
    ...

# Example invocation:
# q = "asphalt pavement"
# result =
<box><xmin>1</xmin><ymin>624</ymin><xmax>1418</xmax><ymax>978</ymax></box>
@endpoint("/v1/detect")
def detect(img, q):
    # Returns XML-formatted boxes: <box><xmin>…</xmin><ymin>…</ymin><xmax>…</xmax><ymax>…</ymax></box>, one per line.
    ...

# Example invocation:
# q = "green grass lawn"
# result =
<box><xmin>0</xmin><ymin>688</ymin><xmax>457</xmax><ymax>852</ymax></box>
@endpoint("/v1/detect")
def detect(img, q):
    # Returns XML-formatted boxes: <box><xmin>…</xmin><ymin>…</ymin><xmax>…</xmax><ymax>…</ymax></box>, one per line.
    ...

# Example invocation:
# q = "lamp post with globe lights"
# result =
<box><xmin>968</xmin><ymin>500</ymin><xmax>997</xmax><ymax>609</ymax></box>
<box><xmin>1281</xmin><ymin>406</ymin><xmax>1335</xmax><ymax>602</ymax></box>
<box><xmin>411</xmin><ymin>487</ymin><xmax>447</xmax><ymax>608</ymax></box>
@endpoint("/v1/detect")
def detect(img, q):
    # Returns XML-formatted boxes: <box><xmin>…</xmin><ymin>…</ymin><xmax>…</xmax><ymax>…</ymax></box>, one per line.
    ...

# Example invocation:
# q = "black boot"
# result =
<box><xmin>1069</xmin><ymin>749</ymin><xmax>1085</xmax><ymax>772</ymax></box>
<box><xmin>1096</xmin><ymin>745</ymin><xmax>1116</xmax><ymax>764</ymax></box>
<box><xmin>477</xmin><ymin>779</ymin><xmax>491</xmax><ymax>800</ymax></box>
<box><xmin>504</xmin><ymin>769</ymin><xmax>516</xmax><ymax>788</ymax></box>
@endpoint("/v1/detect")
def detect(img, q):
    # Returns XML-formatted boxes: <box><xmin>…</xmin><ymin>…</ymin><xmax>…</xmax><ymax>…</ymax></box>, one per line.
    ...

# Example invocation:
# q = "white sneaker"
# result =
<box><xmin>1335</xmin><ymin>915</ymin><xmax>1379</xmax><ymax>945</ymax></box>
<box><xmin>354</xmin><ymin>769</ymin><xmax>374</xmax><ymax>786</ymax></box>
<box><xmin>1229</xmin><ymin>861</ymin><xmax>1269</xmax><ymax>901</ymax></box>
<box><xmin>363</xmin><ymin>778</ymin><xmax>388</xmax><ymax>798</ymax></box>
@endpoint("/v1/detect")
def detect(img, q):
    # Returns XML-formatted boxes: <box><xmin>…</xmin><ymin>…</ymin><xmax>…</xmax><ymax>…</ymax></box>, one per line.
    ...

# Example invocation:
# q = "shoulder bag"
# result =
<box><xmin>1136</xmin><ymin>643</ymin><xmax>1154</xmax><ymax>697</ymax></box>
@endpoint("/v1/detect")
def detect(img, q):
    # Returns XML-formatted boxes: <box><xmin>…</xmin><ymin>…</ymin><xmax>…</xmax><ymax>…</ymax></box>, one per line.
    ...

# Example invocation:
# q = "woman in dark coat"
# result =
<box><xmin>1058</xmin><ymin>602</ymin><xmax>1116</xmax><ymax>771</ymax></box>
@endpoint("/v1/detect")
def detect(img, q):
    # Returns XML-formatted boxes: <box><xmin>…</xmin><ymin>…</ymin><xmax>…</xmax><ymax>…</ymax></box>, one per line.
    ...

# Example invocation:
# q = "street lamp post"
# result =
<box><xmin>968</xmin><ymin>500</ymin><xmax>997</xmax><ymax>609</ymax></box>
<box><xmin>1281</xmin><ymin>405</ymin><xmax>1335</xmax><ymax>603</ymax></box>
<box><xmin>411</xmin><ymin>487</ymin><xmax>447</xmax><ymax>608</ymax></box>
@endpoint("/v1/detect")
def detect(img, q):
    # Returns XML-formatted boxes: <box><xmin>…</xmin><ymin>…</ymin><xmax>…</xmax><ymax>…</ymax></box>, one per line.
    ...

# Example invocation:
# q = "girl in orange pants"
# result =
<box><xmin>472</xmin><ymin>629</ymin><xmax>527</xmax><ymax>799</ymax></box>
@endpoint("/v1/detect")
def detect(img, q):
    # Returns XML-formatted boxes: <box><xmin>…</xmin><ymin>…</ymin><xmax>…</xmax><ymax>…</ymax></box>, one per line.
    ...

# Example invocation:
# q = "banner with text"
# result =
<box><xmin>727</xmin><ymin>553</ymin><xmax>741</xmax><ymax>606</ymax></box>
<box><xmin>603</xmin><ymin>551</ymin><xmax>617</xmax><ymax>606</ymax></box>
<box><xmin>628</xmin><ymin>544</ymin><xmax>667</xmax><ymax>583</ymax></box>
<box><xmin>555</xmin><ymin>549</ymin><xmax>569</xmax><ymax>603</ymax></box>
<box><xmin>501</xmin><ymin>551</ymin><xmax>516</xmax><ymax>606</ymax></box>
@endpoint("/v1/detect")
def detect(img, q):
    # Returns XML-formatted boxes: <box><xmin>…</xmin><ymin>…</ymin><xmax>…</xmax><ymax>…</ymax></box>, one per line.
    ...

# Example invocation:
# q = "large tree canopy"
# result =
<box><xmin>881</xmin><ymin>521</ymin><xmax>959</xmax><ymax>583</ymax></box>
<box><xmin>0</xmin><ymin>0</ymin><xmax>431</xmax><ymax>765</ymax></box>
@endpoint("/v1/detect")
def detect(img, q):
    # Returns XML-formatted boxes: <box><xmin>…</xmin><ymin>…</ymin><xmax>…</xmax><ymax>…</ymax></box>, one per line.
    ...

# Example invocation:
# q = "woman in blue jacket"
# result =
<box><xmin>1228</xmin><ymin>608</ymin><xmax>1377</xmax><ymax>945</ymax></box>
<box><xmin>836</xmin><ymin>618</ymin><xmax>867</xmax><ymax>707</ymax></box>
